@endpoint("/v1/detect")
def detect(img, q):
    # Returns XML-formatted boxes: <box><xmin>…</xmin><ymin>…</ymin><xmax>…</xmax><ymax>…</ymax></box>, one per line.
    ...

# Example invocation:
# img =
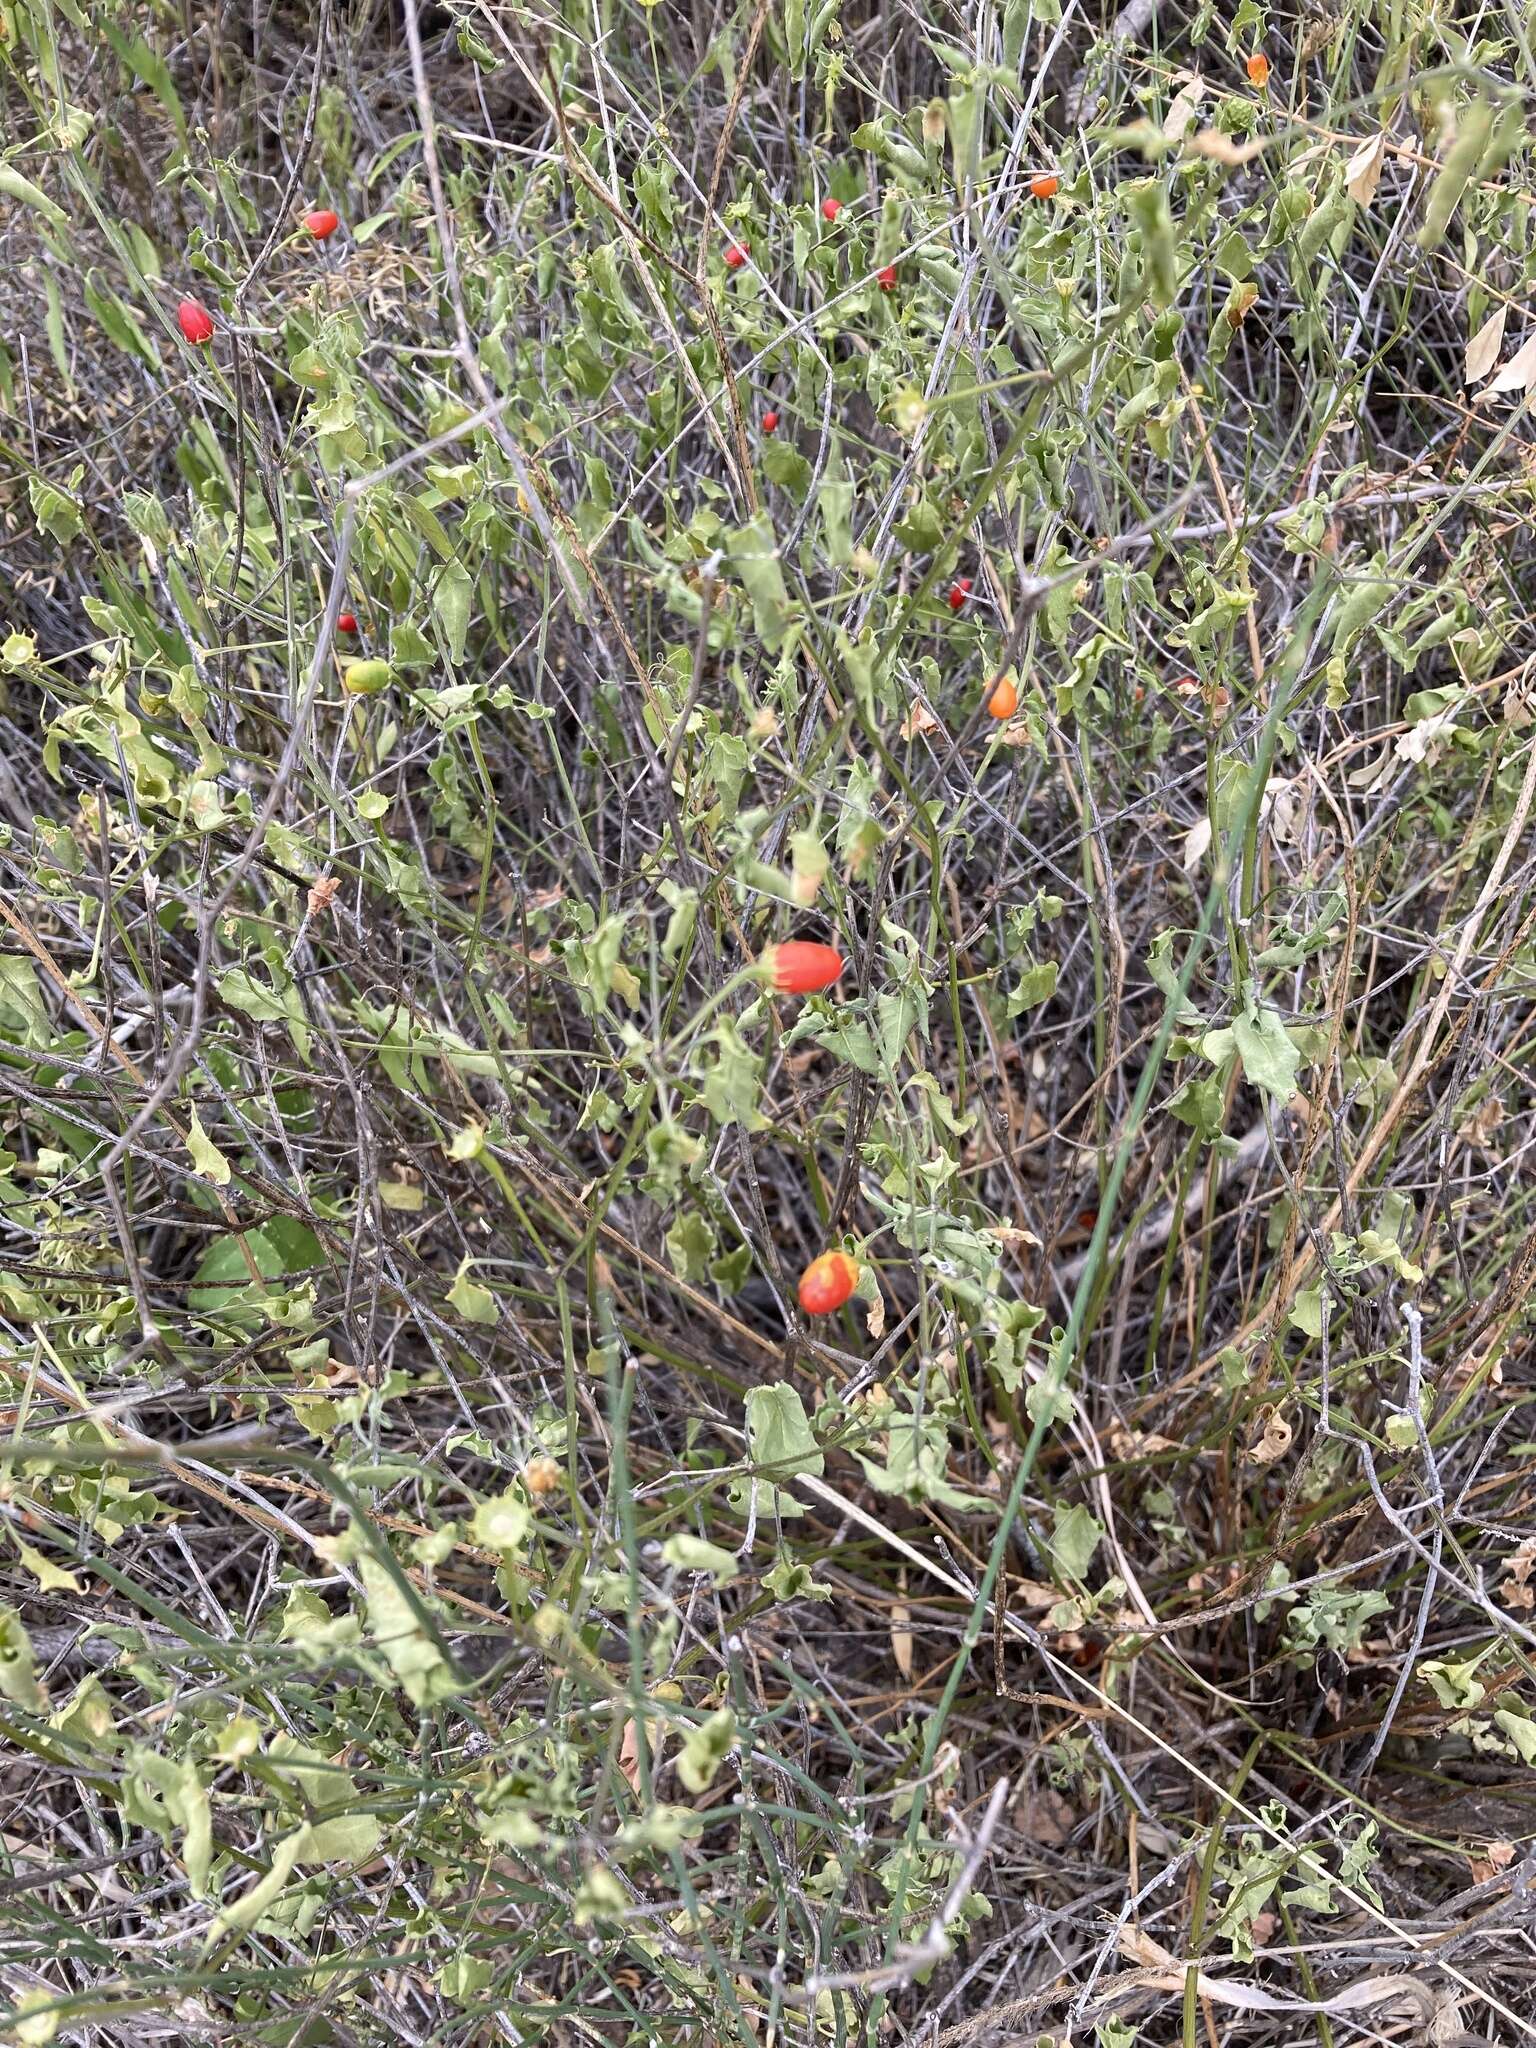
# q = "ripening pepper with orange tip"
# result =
<box><xmin>798</xmin><ymin>1251</ymin><xmax>858</xmax><ymax>1315</ymax></box>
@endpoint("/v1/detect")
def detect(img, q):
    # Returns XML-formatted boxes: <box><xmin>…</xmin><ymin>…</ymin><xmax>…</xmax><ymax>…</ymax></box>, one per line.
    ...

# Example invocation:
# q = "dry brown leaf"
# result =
<box><xmin>993</xmin><ymin>720</ymin><xmax>1035</xmax><ymax>748</ymax></box>
<box><xmin>1465</xmin><ymin>304</ymin><xmax>1507</xmax><ymax>385</ymax></box>
<box><xmin>899</xmin><ymin>698</ymin><xmax>942</xmax><ymax>740</ymax></box>
<box><xmin>1345</xmin><ymin>130</ymin><xmax>1388</xmax><ymax>207</ymax></box>
<box><xmin>618</xmin><ymin>1718</ymin><xmax>642</xmax><ymax>1793</ymax></box>
<box><xmin>306</xmin><ymin>873</ymin><xmax>340</xmax><ymax>919</ymax></box>
<box><xmin>1109</xmin><ymin>1424</ymin><xmax>1180</xmax><ymax>1460</ymax></box>
<box><xmin>1013</xmin><ymin>1785</ymin><xmax>1075</xmax><ymax>1846</ymax></box>
<box><xmin>865</xmin><ymin>1289</ymin><xmax>886</xmax><ymax>1339</ymax></box>
<box><xmin>990</xmin><ymin>1222</ymin><xmax>1043</xmax><ymax>1249</ymax></box>
<box><xmin>1467</xmin><ymin>1840</ymin><xmax>1516</xmax><ymax>1884</ymax></box>
<box><xmin>1182</xmin><ymin>816</ymin><xmax>1212</xmax><ymax>871</ymax></box>
<box><xmin>1489</xmin><ymin>328</ymin><xmax>1536</xmax><ymax>395</ymax></box>
<box><xmin>1458</xmin><ymin>1092</ymin><xmax>1505</xmax><ymax>1150</ymax></box>
<box><xmin>1500</xmin><ymin>1535</ymin><xmax>1536</xmax><ymax>1612</ymax></box>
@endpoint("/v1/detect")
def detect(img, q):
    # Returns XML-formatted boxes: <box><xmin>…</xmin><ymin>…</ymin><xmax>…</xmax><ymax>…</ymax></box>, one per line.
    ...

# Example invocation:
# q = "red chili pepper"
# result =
<box><xmin>304</xmin><ymin>208</ymin><xmax>340</xmax><ymax>240</ymax></box>
<box><xmin>336</xmin><ymin>612</ymin><xmax>359</xmax><ymax>634</ymax></box>
<box><xmin>762</xmin><ymin>409</ymin><xmax>780</xmax><ymax>433</ymax></box>
<box><xmin>760</xmin><ymin>941</ymin><xmax>844</xmax><ymax>994</ymax></box>
<box><xmin>177</xmin><ymin>297</ymin><xmax>215</xmax><ymax>345</ymax></box>
<box><xmin>798</xmin><ymin>1251</ymin><xmax>858</xmax><ymax>1316</ymax></box>
<box><xmin>876</xmin><ymin>264</ymin><xmax>898</xmax><ymax>291</ymax></box>
<box><xmin>948</xmin><ymin>576</ymin><xmax>974</xmax><ymax>613</ymax></box>
<box><xmin>1029</xmin><ymin>174</ymin><xmax>1060</xmax><ymax>199</ymax></box>
<box><xmin>821</xmin><ymin>196</ymin><xmax>842</xmax><ymax>221</ymax></box>
<box><xmin>724</xmin><ymin>240</ymin><xmax>750</xmax><ymax>270</ymax></box>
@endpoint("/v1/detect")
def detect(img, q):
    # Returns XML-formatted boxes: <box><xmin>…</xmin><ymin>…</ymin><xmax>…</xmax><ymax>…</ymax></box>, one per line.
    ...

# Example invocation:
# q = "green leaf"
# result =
<box><xmin>819</xmin><ymin>452</ymin><xmax>853</xmax><ymax>563</ymax></box>
<box><xmin>1494</xmin><ymin>1706</ymin><xmax>1536</xmax><ymax>1765</ymax></box>
<box><xmin>188</xmin><ymin>1219</ymin><xmax>321</xmax><ymax>1313</ymax></box>
<box><xmin>266</xmin><ymin>1737</ymin><xmax>383</xmax><ymax>1864</ymax></box>
<box><xmin>217</xmin><ymin>964</ymin><xmax>311</xmax><ymax>1063</ymax></box>
<box><xmin>665</xmin><ymin>1209</ymin><xmax>717</xmax><ymax>1284</ymax></box>
<box><xmin>124</xmin><ymin>1747</ymin><xmax>213</xmax><ymax>1897</ymax></box>
<box><xmin>28</xmin><ymin>474</ymin><xmax>83</xmax><ymax>546</ymax></box>
<box><xmin>218</xmin><ymin>966</ymin><xmax>287</xmax><ymax>1023</ymax></box>
<box><xmin>84</xmin><ymin>272</ymin><xmax>160</xmax><ymax>369</ymax></box>
<box><xmin>762</xmin><ymin>437</ymin><xmax>811</xmax><ymax>498</ymax></box>
<box><xmin>855</xmin><ymin>1400</ymin><xmax>996</xmax><ymax>1514</ymax></box>
<box><xmin>0</xmin><ymin>1607</ymin><xmax>45</xmax><ymax>1711</ymax></box>
<box><xmin>0</xmin><ymin>957</ymin><xmax>51</xmax><ymax>1045</ymax></box>
<box><xmin>1421</xmin><ymin>1649</ymin><xmax>1490</xmax><ymax>1711</ymax></box>
<box><xmin>0</xmin><ymin>164</ymin><xmax>69</xmax><ymax>228</ymax></box>
<box><xmin>677</xmin><ymin>1705</ymin><xmax>736</xmax><ymax>1791</ymax></box>
<box><xmin>873</xmin><ymin>989</ymin><xmax>917</xmax><ymax>1068</ymax></box>
<box><xmin>661</xmin><ymin>1533</ymin><xmax>738</xmax><ymax>1583</ymax></box>
<box><xmin>434</xmin><ymin>560</ymin><xmax>473</xmax><ymax>663</ymax></box>
<box><xmin>1145</xmin><ymin>930</ymin><xmax>1203</xmax><ymax>1024</ymax></box>
<box><xmin>1006</xmin><ymin>959</ymin><xmax>1058</xmax><ymax>1016</ymax></box>
<box><xmin>1126</xmin><ymin>177</ymin><xmax>1177</xmax><ymax>305</ymax></box>
<box><xmin>572</xmin><ymin>1861</ymin><xmax>627</xmax><ymax>1924</ymax></box>
<box><xmin>1288</xmin><ymin>1287</ymin><xmax>1324</xmax><ymax>1340</ymax></box>
<box><xmin>764</xmin><ymin>1552</ymin><xmax>833</xmax><ymax>1602</ymax></box>
<box><xmin>447</xmin><ymin>1261</ymin><xmax>499</xmax><ymax>1326</ymax></box>
<box><xmin>11</xmin><ymin>1536</ymin><xmax>80</xmax><ymax>1594</ymax></box>
<box><xmin>728</xmin><ymin>514</ymin><xmax>793</xmax><ymax>652</ymax></box>
<box><xmin>1232</xmin><ymin>1003</ymin><xmax>1300</xmax><ymax>1104</ymax></box>
<box><xmin>699</xmin><ymin>1022</ymin><xmax>764</xmax><ymax>1128</ymax></box>
<box><xmin>1047</xmin><ymin>1503</ymin><xmax>1104</xmax><ymax>1582</ymax></box>
<box><xmin>185</xmin><ymin>1107</ymin><xmax>232</xmax><ymax>1187</ymax></box>
<box><xmin>211</xmin><ymin>1825</ymin><xmax>309</xmax><ymax>1940</ymax></box>
<box><xmin>1167</xmin><ymin>1071</ymin><xmax>1226</xmax><ymax>1137</ymax></box>
<box><xmin>356</xmin><ymin>1551</ymin><xmax>460</xmax><ymax>1707</ymax></box>
<box><xmin>746</xmin><ymin>1383</ymin><xmax>824</xmax><ymax>1481</ymax></box>
<box><xmin>10</xmin><ymin>1986</ymin><xmax>60</xmax><ymax>2044</ymax></box>
<box><xmin>810</xmin><ymin>1014</ymin><xmax>880</xmax><ymax>1073</ymax></box>
<box><xmin>439</xmin><ymin>1955</ymin><xmax>496</xmax><ymax>2002</ymax></box>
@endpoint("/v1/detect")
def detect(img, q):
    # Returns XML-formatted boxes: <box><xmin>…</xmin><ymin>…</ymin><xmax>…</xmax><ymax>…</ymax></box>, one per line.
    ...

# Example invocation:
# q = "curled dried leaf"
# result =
<box><xmin>1245</xmin><ymin>1403</ymin><xmax>1293</xmax><ymax>1465</ymax></box>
